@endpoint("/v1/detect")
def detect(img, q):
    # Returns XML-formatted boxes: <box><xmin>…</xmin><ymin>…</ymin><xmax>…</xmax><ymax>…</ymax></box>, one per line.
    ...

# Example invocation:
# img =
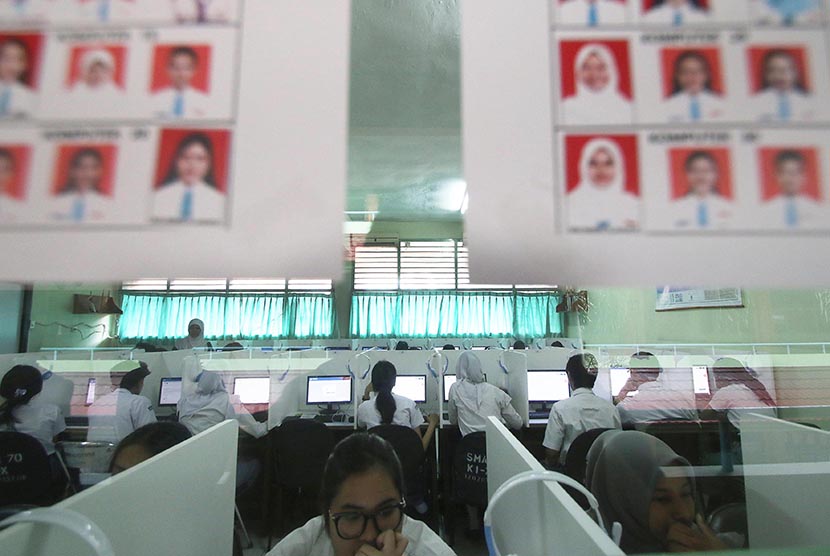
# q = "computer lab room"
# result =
<box><xmin>4</xmin><ymin>1</ymin><xmax>830</xmax><ymax>556</ymax></box>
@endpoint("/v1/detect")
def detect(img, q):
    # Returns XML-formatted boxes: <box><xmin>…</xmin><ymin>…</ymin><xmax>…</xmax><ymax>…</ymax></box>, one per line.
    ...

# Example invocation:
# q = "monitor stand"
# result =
<box><xmin>318</xmin><ymin>403</ymin><xmax>338</xmax><ymax>422</ymax></box>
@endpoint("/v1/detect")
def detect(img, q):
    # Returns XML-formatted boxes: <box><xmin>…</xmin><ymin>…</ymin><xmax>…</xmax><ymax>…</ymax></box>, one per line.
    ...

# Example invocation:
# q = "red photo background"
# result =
<box><xmin>564</xmin><ymin>135</ymin><xmax>640</xmax><ymax>195</ymax></box>
<box><xmin>758</xmin><ymin>147</ymin><xmax>821</xmax><ymax>201</ymax></box>
<box><xmin>51</xmin><ymin>144</ymin><xmax>118</xmax><ymax>196</ymax></box>
<box><xmin>560</xmin><ymin>39</ymin><xmax>633</xmax><ymax>100</ymax></box>
<box><xmin>747</xmin><ymin>46</ymin><xmax>811</xmax><ymax>94</ymax></box>
<box><xmin>153</xmin><ymin>128</ymin><xmax>231</xmax><ymax>193</ymax></box>
<box><xmin>149</xmin><ymin>44</ymin><xmax>212</xmax><ymax>93</ymax></box>
<box><xmin>0</xmin><ymin>33</ymin><xmax>44</xmax><ymax>89</ymax></box>
<box><xmin>661</xmin><ymin>47</ymin><xmax>724</xmax><ymax>98</ymax></box>
<box><xmin>669</xmin><ymin>147</ymin><xmax>733</xmax><ymax>200</ymax></box>
<box><xmin>0</xmin><ymin>145</ymin><xmax>31</xmax><ymax>200</ymax></box>
<box><xmin>643</xmin><ymin>0</ymin><xmax>709</xmax><ymax>12</ymax></box>
<box><xmin>64</xmin><ymin>45</ymin><xmax>127</xmax><ymax>89</ymax></box>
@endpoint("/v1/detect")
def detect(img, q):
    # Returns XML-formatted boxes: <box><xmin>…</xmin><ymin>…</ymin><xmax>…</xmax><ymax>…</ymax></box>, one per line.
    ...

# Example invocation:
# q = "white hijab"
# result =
<box><xmin>73</xmin><ymin>49</ymin><xmax>119</xmax><ymax>93</ymax></box>
<box><xmin>563</xmin><ymin>43</ymin><xmax>631</xmax><ymax>124</ymax></box>
<box><xmin>177</xmin><ymin>371</ymin><xmax>227</xmax><ymax>420</ymax></box>
<box><xmin>175</xmin><ymin>318</ymin><xmax>207</xmax><ymax>350</ymax></box>
<box><xmin>453</xmin><ymin>351</ymin><xmax>487</xmax><ymax>409</ymax></box>
<box><xmin>567</xmin><ymin>138</ymin><xmax>638</xmax><ymax>231</ymax></box>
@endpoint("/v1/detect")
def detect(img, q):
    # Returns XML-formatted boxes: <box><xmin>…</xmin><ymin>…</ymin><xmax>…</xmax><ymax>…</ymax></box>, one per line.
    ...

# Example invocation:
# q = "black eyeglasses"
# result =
<box><xmin>328</xmin><ymin>500</ymin><xmax>406</xmax><ymax>540</ymax></box>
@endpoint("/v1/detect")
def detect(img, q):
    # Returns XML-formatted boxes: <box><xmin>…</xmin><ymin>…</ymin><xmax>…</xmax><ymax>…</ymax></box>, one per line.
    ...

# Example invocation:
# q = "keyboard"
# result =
<box><xmin>529</xmin><ymin>411</ymin><xmax>550</xmax><ymax>420</ymax></box>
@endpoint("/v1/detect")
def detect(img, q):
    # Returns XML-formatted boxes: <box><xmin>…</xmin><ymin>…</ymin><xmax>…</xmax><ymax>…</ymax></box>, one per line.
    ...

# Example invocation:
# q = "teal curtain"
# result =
<box><xmin>350</xmin><ymin>291</ymin><xmax>562</xmax><ymax>338</ymax></box>
<box><xmin>119</xmin><ymin>293</ymin><xmax>335</xmax><ymax>341</ymax></box>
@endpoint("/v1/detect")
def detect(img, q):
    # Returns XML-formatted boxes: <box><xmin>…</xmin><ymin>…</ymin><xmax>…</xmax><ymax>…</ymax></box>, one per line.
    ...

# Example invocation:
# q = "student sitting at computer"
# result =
<box><xmin>267</xmin><ymin>433</ymin><xmax>454</xmax><ymax>556</ymax></box>
<box><xmin>586</xmin><ymin>430</ymin><xmax>732</xmax><ymax>553</ymax></box>
<box><xmin>87</xmin><ymin>366</ymin><xmax>157</xmax><ymax>444</ymax></box>
<box><xmin>357</xmin><ymin>361</ymin><xmax>439</xmax><ymax>452</ymax></box>
<box><xmin>448</xmin><ymin>351</ymin><xmax>522</xmax><ymax>436</ymax></box>
<box><xmin>707</xmin><ymin>357</ymin><xmax>777</xmax><ymax>430</ymax></box>
<box><xmin>109</xmin><ymin>421</ymin><xmax>192</xmax><ymax>474</ymax></box>
<box><xmin>616</xmin><ymin>357</ymin><xmax>698</xmax><ymax>426</ymax></box>
<box><xmin>543</xmin><ymin>353</ymin><xmax>621</xmax><ymax>469</ymax></box>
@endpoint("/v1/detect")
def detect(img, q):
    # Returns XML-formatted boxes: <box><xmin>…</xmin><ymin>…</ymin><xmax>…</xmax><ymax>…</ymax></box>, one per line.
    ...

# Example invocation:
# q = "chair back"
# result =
<box><xmin>0</xmin><ymin>432</ymin><xmax>52</xmax><ymax>506</ymax></box>
<box><xmin>452</xmin><ymin>431</ymin><xmax>488</xmax><ymax>507</ymax></box>
<box><xmin>274</xmin><ymin>419</ymin><xmax>334</xmax><ymax>490</ymax></box>
<box><xmin>564</xmin><ymin>428</ymin><xmax>614</xmax><ymax>484</ymax></box>
<box><xmin>368</xmin><ymin>425</ymin><xmax>424</xmax><ymax>497</ymax></box>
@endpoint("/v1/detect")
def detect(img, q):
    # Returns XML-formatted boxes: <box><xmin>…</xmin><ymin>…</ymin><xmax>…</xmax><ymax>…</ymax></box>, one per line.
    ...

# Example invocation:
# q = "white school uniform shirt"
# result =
<box><xmin>642</xmin><ymin>3</ymin><xmax>709</xmax><ymax>24</ymax></box>
<box><xmin>0</xmin><ymin>0</ymin><xmax>48</xmax><ymax>20</ymax></box>
<box><xmin>152</xmin><ymin>180</ymin><xmax>225</xmax><ymax>222</ymax></box>
<box><xmin>357</xmin><ymin>392</ymin><xmax>424</xmax><ymax>430</ymax></box>
<box><xmin>1</xmin><ymin>395</ymin><xmax>66</xmax><ymax>456</ymax></box>
<box><xmin>87</xmin><ymin>388</ymin><xmax>157</xmax><ymax>443</ymax></box>
<box><xmin>151</xmin><ymin>86</ymin><xmax>210</xmax><ymax>119</ymax></box>
<box><xmin>753</xmin><ymin>1</ymin><xmax>823</xmax><ymax>24</ymax></box>
<box><xmin>708</xmin><ymin>383</ymin><xmax>777</xmax><ymax>429</ymax></box>
<box><xmin>177</xmin><ymin>391</ymin><xmax>267</xmax><ymax>438</ymax></box>
<box><xmin>761</xmin><ymin>195</ymin><xmax>825</xmax><ymax>230</ymax></box>
<box><xmin>58</xmin><ymin>0</ymin><xmax>134</xmax><ymax>23</ymax></box>
<box><xmin>669</xmin><ymin>194</ymin><xmax>733</xmax><ymax>230</ymax></box>
<box><xmin>543</xmin><ymin>388</ymin><xmax>621</xmax><ymax>465</ymax></box>
<box><xmin>48</xmin><ymin>191</ymin><xmax>111</xmax><ymax>223</ymax></box>
<box><xmin>562</xmin><ymin>43</ymin><xmax>632</xmax><ymax>125</ymax></box>
<box><xmin>750</xmin><ymin>89</ymin><xmax>815</xmax><ymax>123</ymax></box>
<box><xmin>448</xmin><ymin>381</ymin><xmax>522</xmax><ymax>436</ymax></box>
<box><xmin>171</xmin><ymin>0</ymin><xmax>236</xmax><ymax>23</ymax></box>
<box><xmin>616</xmin><ymin>380</ymin><xmax>698</xmax><ymax>425</ymax></box>
<box><xmin>266</xmin><ymin>515</ymin><xmax>456</xmax><ymax>556</ymax></box>
<box><xmin>0</xmin><ymin>196</ymin><xmax>25</xmax><ymax>224</ymax></box>
<box><xmin>663</xmin><ymin>91</ymin><xmax>726</xmax><ymax>123</ymax></box>
<box><xmin>558</xmin><ymin>0</ymin><xmax>627</xmax><ymax>25</ymax></box>
<box><xmin>0</xmin><ymin>81</ymin><xmax>36</xmax><ymax>118</ymax></box>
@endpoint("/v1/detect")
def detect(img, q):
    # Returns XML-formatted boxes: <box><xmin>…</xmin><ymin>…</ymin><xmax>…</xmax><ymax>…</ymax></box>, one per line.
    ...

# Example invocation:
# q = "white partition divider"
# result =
<box><xmin>1</xmin><ymin>420</ymin><xmax>238</xmax><ymax>556</ymax></box>
<box><xmin>742</xmin><ymin>414</ymin><xmax>830</xmax><ymax>550</ymax></box>
<box><xmin>486</xmin><ymin>417</ymin><xmax>623</xmax><ymax>555</ymax></box>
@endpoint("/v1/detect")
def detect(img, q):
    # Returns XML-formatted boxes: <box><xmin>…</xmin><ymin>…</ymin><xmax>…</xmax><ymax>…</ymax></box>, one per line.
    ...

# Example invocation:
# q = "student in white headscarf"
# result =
<box><xmin>662</xmin><ymin>50</ymin><xmax>725</xmax><ymax>123</ymax></box>
<box><xmin>567</xmin><ymin>137</ymin><xmax>639</xmax><ymax>231</ymax></box>
<box><xmin>557</xmin><ymin>0</ymin><xmax>627</xmax><ymax>26</ymax></box>
<box><xmin>562</xmin><ymin>42</ymin><xmax>632</xmax><ymax>125</ymax></box>
<box><xmin>70</xmin><ymin>48</ymin><xmax>121</xmax><ymax>96</ymax></box>
<box><xmin>174</xmin><ymin>318</ymin><xmax>208</xmax><ymax>350</ymax></box>
<box><xmin>447</xmin><ymin>351</ymin><xmax>522</xmax><ymax>436</ymax></box>
<box><xmin>750</xmin><ymin>49</ymin><xmax>815</xmax><ymax>123</ymax></box>
<box><xmin>586</xmin><ymin>430</ymin><xmax>731</xmax><ymax>554</ymax></box>
<box><xmin>642</xmin><ymin>0</ymin><xmax>709</xmax><ymax>26</ymax></box>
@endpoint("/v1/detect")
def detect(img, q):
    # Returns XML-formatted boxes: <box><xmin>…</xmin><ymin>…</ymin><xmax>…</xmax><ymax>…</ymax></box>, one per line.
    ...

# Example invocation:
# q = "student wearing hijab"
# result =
<box><xmin>0</xmin><ymin>37</ymin><xmax>35</xmax><ymax>118</ymax></box>
<box><xmin>642</xmin><ymin>0</ymin><xmax>708</xmax><ymax>25</ymax></box>
<box><xmin>70</xmin><ymin>48</ymin><xmax>121</xmax><ymax>97</ymax></box>
<box><xmin>152</xmin><ymin>132</ymin><xmax>225</xmax><ymax>222</ymax></box>
<box><xmin>562</xmin><ymin>43</ymin><xmax>632</xmax><ymax>125</ymax></box>
<box><xmin>0</xmin><ymin>365</ymin><xmax>67</xmax><ymax>459</ymax></box>
<box><xmin>750</xmin><ymin>49</ymin><xmax>815</xmax><ymax>123</ymax></box>
<box><xmin>753</xmin><ymin>0</ymin><xmax>823</xmax><ymax>25</ymax></box>
<box><xmin>567</xmin><ymin>137</ymin><xmax>639</xmax><ymax>231</ymax></box>
<box><xmin>109</xmin><ymin>421</ymin><xmax>192</xmax><ymax>474</ymax></box>
<box><xmin>586</xmin><ymin>430</ymin><xmax>730</xmax><ymax>553</ymax></box>
<box><xmin>669</xmin><ymin>150</ymin><xmax>733</xmax><ymax>230</ymax></box>
<box><xmin>707</xmin><ymin>357</ymin><xmax>777</xmax><ymax>430</ymax></box>
<box><xmin>662</xmin><ymin>50</ymin><xmax>725</xmax><ymax>123</ymax></box>
<box><xmin>448</xmin><ymin>351</ymin><xmax>521</xmax><ymax>436</ymax></box>
<box><xmin>557</xmin><ymin>0</ymin><xmax>627</xmax><ymax>26</ymax></box>
<box><xmin>174</xmin><ymin>317</ymin><xmax>208</xmax><ymax>350</ymax></box>
<box><xmin>51</xmin><ymin>147</ymin><xmax>110</xmax><ymax>223</ymax></box>
<box><xmin>357</xmin><ymin>361</ymin><xmax>439</xmax><ymax>452</ymax></box>
<box><xmin>543</xmin><ymin>353</ymin><xmax>621</xmax><ymax>468</ymax></box>
<box><xmin>87</xmin><ymin>366</ymin><xmax>157</xmax><ymax>443</ymax></box>
<box><xmin>268</xmin><ymin>433</ymin><xmax>454</xmax><ymax>556</ymax></box>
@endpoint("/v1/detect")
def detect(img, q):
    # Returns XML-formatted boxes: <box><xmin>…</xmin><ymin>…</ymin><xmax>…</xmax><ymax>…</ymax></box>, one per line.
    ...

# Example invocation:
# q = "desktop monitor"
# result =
<box><xmin>84</xmin><ymin>378</ymin><xmax>96</xmax><ymax>406</ymax></box>
<box><xmin>609</xmin><ymin>367</ymin><xmax>631</xmax><ymax>397</ymax></box>
<box><xmin>692</xmin><ymin>365</ymin><xmax>711</xmax><ymax>395</ymax></box>
<box><xmin>232</xmin><ymin>376</ymin><xmax>270</xmax><ymax>405</ymax></box>
<box><xmin>307</xmin><ymin>375</ymin><xmax>353</xmax><ymax>405</ymax></box>
<box><xmin>158</xmin><ymin>377</ymin><xmax>183</xmax><ymax>407</ymax></box>
<box><xmin>392</xmin><ymin>375</ymin><xmax>427</xmax><ymax>403</ymax></box>
<box><xmin>442</xmin><ymin>373</ymin><xmax>487</xmax><ymax>402</ymax></box>
<box><xmin>527</xmin><ymin>370</ymin><xmax>570</xmax><ymax>403</ymax></box>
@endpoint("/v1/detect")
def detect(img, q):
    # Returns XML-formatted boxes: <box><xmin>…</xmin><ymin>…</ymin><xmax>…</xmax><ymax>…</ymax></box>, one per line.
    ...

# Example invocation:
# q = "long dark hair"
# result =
<box><xmin>672</xmin><ymin>50</ymin><xmax>714</xmax><ymax>95</ymax></box>
<box><xmin>0</xmin><ymin>365</ymin><xmax>43</xmax><ymax>426</ymax></box>
<box><xmin>60</xmin><ymin>147</ymin><xmax>104</xmax><ymax>194</ymax></box>
<box><xmin>712</xmin><ymin>357</ymin><xmax>776</xmax><ymax>408</ymax></box>
<box><xmin>760</xmin><ymin>49</ymin><xmax>807</xmax><ymax>93</ymax></box>
<box><xmin>683</xmin><ymin>150</ymin><xmax>721</xmax><ymax>197</ymax></box>
<box><xmin>371</xmin><ymin>360</ymin><xmax>397</xmax><ymax>425</ymax></box>
<box><xmin>319</xmin><ymin>433</ymin><xmax>404</xmax><ymax>516</ymax></box>
<box><xmin>109</xmin><ymin>422</ymin><xmax>192</xmax><ymax>473</ymax></box>
<box><xmin>160</xmin><ymin>132</ymin><xmax>217</xmax><ymax>189</ymax></box>
<box><xmin>0</xmin><ymin>38</ymin><xmax>31</xmax><ymax>85</ymax></box>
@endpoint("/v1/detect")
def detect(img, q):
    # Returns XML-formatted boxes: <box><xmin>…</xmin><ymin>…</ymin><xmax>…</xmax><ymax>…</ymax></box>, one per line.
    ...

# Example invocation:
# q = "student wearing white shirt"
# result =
<box><xmin>68</xmin><ymin>48</ymin><xmax>123</xmax><ymax>101</ymax></box>
<box><xmin>152</xmin><ymin>132</ymin><xmax>226</xmax><ymax>222</ymax></box>
<box><xmin>0</xmin><ymin>365</ymin><xmax>67</xmax><ymax>457</ymax></box>
<box><xmin>174</xmin><ymin>317</ymin><xmax>210</xmax><ymax>350</ymax></box>
<box><xmin>669</xmin><ymin>150</ymin><xmax>734</xmax><ymax>230</ymax></box>
<box><xmin>87</xmin><ymin>366</ymin><xmax>157</xmax><ymax>443</ymax></box>
<box><xmin>543</xmin><ymin>353</ymin><xmax>621</xmax><ymax>468</ymax></box>
<box><xmin>448</xmin><ymin>351</ymin><xmax>522</xmax><ymax>436</ymax></box>
<box><xmin>562</xmin><ymin>42</ymin><xmax>632</xmax><ymax>125</ymax></box>
<box><xmin>567</xmin><ymin>137</ymin><xmax>640</xmax><ymax>231</ymax></box>
<box><xmin>642</xmin><ymin>0</ymin><xmax>709</xmax><ymax>25</ymax></box>
<box><xmin>707</xmin><ymin>358</ymin><xmax>777</xmax><ymax>430</ymax></box>
<box><xmin>752</xmin><ymin>0</ymin><xmax>824</xmax><ymax>25</ymax></box>
<box><xmin>616</xmin><ymin>366</ymin><xmax>699</xmax><ymax>425</ymax></box>
<box><xmin>171</xmin><ymin>0</ymin><xmax>237</xmax><ymax>23</ymax></box>
<box><xmin>60</xmin><ymin>0</ymin><xmax>133</xmax><ymax>23</ymax></box>
<box><xmin>267</xmin><ymin>433</ymin><xmax>454</xmax><ymax>556</ymax></box>
<box><xmin>0</xmin><ymin>0</ymin><xmax>48</xmax><ymax>20</ymax></box>
<box><xmin>761</xmin><ymin>149</ymin><xmax>823</xmax><ymax>229</ymax></box>
<box><xmin>557</xmin><ymin>0</ymin><xmax>628</xmax><ymax>26</ymax></box>
<box><xmin>663</xmin><ymin>50</ymin><xmax>726</xmax><ymax>122</ymax></box>
<box><xmin>0</xmin><ymin>148</ymin><xmax>25</xmax><ymax>223</ymax></box>
<box><xmin>750</xmin><ymin>49</ymin><xmax>815</xmax><ymax>123</ymax></box>
<box><xmin>0</xmin><ymin>37</ymin><xmax>36</xmax><ymax>118</ymax></box>
<box><xmin>151</xmin><ymin>46</ymin><xmax>210</xmax><ymax>119</ymax></box>
<box><xmin>50</xmin><ymin>147</ymin><xmax>111</xmax><ymax>223</ymax></box>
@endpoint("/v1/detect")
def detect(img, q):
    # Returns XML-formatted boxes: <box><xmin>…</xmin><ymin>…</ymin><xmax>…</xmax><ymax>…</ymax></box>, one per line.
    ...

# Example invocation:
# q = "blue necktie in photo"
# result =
<box><xmin>786</xmin><ymin>198</ymin><xmax>798</xmax><ymax>228</ymax></box>
<box><xmin>180</xmin><ymin>189</ymin><xmax>193</xmax><ymax>220</ymax></box>
<box><xmin>587</xmin><ymin>3</ymin><xmax>598</xmax><ymax>26</ymax></box>
<box><xmin>14</xmin><ymin>0</ymin><xmax>26</xmax><ymax>15</ymax></box>
<box><xmin>72</xmin><ymin>197</ymin><xmax>86</xmax><ymax>222</ymax></box>
<box><xmin>778</xmin><ymin>93</ymin><xmax>791</xmax><ymax>121</ymax></box>
<box><xmin>689</xmin><ymin>96</ymin><xmax>701</xmax><ymax>121</ymax></box>
<box><xmin>0</xmin><ymin>88</ymin><xmax>10</xmax><ymax>116</ymax></box>
<box><xmin>673</xmin><ymin>9</ymin><xmax>683</xmax><ymax>26</ymax></box>
<box><xmin>98</xmin><ymin>0</ymin><xmax>111</xmax><ymax>22</ymax></box>
<box><xmin>173</xmin><ymin>92</ymin><xmax>184</xmax><ymax>117</ymax></box>
<box><xmin>697</xmin><ymin>202</ymin><xmax>708</xmax><ymax>228</ymax></box>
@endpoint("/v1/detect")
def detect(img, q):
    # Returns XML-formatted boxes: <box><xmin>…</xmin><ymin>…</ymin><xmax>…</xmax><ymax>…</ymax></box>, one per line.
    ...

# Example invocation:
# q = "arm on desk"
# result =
<box><xmin>417</xmin><ymin>414</ymin><xmax>439</xmax><ymax>451</ymax></box>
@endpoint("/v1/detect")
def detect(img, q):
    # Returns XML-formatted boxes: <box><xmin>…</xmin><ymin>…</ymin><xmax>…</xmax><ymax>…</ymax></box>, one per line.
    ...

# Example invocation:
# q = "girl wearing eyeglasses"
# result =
<box><xmin>267</xmin><ymin>433</ymin><xmax>454</xmax><ymax>556</ymax></box>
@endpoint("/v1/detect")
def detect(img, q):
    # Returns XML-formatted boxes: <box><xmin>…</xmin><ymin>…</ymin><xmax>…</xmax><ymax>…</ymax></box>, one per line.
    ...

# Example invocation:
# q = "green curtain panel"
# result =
<box><xmin>119</xmin><ymin>293</ymin><xmax>335</xmax><ymax>340</ymax></box>
<box><xmin>350</xmin><ymin>291</ymin><xmax>563</xmax><ymax>338</ymax></box>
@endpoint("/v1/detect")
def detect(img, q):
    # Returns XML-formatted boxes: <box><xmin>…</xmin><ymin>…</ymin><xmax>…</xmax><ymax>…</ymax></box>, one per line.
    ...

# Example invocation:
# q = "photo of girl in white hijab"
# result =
<box><xmin>556</xmin><ymin>0</ymin><xmax>628</xmax><ymax>26</ymax></box>
<box><xmin>68</xmin><ymin>47</ymin><xmax>122</xmax><ymax>97</ymax></box>
<box><xmin>749</xmin><ymin>49</ymin><xmax>815</xmax><ymax>123</ymax></box>
<box><xmin>561</xmin><ymin>42</ymin><xmax>633</xmax><ymax>125</ymax></box>
<box><xmin>661</xmin><ymin>49</ymin><xmax>726</xmax><ymax>123</ymax></box>
<box><xmin>669</xmin><ymin>150</ymin><xmax>733</xmax><ymax>230</ymax></box>
<box><xmin>566</xmin><ymin>137</ymin><xmax>640</xmax><ymax>232</ymax></box>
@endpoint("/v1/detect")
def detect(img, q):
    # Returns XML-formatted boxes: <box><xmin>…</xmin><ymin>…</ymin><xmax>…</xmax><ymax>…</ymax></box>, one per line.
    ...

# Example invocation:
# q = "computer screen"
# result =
<box><xmin>232</xmin><ymin>376</ymin><xmax>270</xmax><ymax>404</ymax></box>
<box><xmin>527</xmin><ymin>370</ymin><xmax>570</xmax><ymax>403</ymax></box>
<box><xmin>692</xmin><ymin>365</ymin><xmax>711</xmax><ymax>395</ymax></box>
<box><xmin>610</xmin><ymin>367</ymin><xmax>631</xmax><ymax>397</ymax></box>
<box><xmin>158</xmin><ymin>377</ymin><xmax>183</xmax><ymax>407</ymax></box>
<box><xmin>85</xmin><ymin>378</ymin><xmax>96</xmax><ymax>406</ymax></box>
<box><xmin>442</xmin><ymin>373</ymin><xmax>487</xmax><ymax>401</ymax></box>
<box><xmin>307</xmin><ymin>375</ymin><xmax>353</xmax><ymax>404</ymax></box>
<box><xmin>392</xmin><ymin>375</ymin><xmax>427</xmax><ymax>403</ymax></box>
